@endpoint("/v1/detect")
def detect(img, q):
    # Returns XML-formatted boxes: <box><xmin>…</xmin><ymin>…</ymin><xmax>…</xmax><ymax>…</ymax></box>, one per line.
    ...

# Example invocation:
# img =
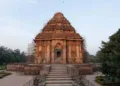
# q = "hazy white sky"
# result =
<box><xmin>0</xmin><ymin>0</ymin><xmax>120</xmax><ymax>55</ymax></box>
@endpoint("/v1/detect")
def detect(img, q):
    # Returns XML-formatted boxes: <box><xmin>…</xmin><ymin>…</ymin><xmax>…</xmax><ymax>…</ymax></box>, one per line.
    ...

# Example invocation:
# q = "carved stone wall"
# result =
<box><xmin>51</xmin><ymin>40</ymin><xmax>65</xmax><ymax>64</ymax></box>
<box><xmin>66</xmin><ymin>40</ymin><xmax>83</xmax><ymax>64</ymax></box>
<box><xmin>34</xmin><ymin>12</ymin><xmax>84</xmax><ymax>64</ymax></box>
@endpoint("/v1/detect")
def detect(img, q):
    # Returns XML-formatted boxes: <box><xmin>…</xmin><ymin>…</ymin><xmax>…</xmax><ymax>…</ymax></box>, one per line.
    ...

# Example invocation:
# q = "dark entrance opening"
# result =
<box><xmin>57</xmin><ymin>51</ymin><xmax>61</xmax><ymax>57</ymax></box>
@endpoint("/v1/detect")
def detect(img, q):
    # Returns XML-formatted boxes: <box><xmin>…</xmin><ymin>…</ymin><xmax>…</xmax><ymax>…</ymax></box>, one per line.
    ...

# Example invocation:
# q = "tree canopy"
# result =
<box><xmin>0</xmin><ymin>46</ymin><xmax>26</xmax><ymax>65</ymax></box>
<box><xmin>96</xmin><ymin>28</ymin><xmax>120</xmax><ymax>81</ymax></box>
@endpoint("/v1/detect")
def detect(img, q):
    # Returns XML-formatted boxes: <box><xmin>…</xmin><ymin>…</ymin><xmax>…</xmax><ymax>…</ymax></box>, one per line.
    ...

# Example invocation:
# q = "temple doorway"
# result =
<box><xmin>57</xmin><ymin>51</ymin><xmax>61</xmax><ymax>57</ymax></box>
<box><xmin>54</xmin><ymin>43</ymin><xmax>63</xmax><ymax>63</ymax></box>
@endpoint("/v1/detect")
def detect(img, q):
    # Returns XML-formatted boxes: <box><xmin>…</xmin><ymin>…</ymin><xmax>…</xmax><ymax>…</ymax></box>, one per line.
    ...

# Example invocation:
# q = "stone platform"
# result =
<box><xmin>7</xmin><ymin>63</ymin><xmax>93</xmax><ymax>75</ymax></box>
<box><xmin>6</xmin><ymin>63</ymin><xmax>94</xmax><ymax>86</ymax></box>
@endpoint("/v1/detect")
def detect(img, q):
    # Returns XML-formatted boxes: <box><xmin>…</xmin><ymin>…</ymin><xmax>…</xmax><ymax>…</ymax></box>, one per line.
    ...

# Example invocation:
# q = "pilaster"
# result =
<box><xmin>63</xmin><ymin>40</ymin><xmax>66</xmax><ymax>64</ymax></box>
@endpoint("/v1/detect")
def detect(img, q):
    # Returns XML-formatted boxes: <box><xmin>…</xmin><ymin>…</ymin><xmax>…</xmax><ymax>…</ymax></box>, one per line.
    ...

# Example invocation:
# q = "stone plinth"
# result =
<box><xmin>7</xmin><ymin>63</ymin><xmax>42</xmax><ymax>75</ymax></box>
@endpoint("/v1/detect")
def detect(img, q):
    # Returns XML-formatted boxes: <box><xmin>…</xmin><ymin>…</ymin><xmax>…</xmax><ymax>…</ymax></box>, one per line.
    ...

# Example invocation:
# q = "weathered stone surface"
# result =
<box><xmin>72</xmin><ymin>64</ymin><xmax>94</xmax><ymax>75</ymax></box>
<box><xmin>7</xmin><ymin>63</ymin><xmax>25</xmax><ymax>72</ymax></box>
<box><xmin>24</xmin><ymin>65</ymin><xmax>40</xmax><ymax>75</ymax></box>
<box><xmin>7</xmin><ymin>63</ymin><xmax>42</xmax><ymax>75</ymax></box>
<box><xmin>45</xmin><ymin>64</ymin><xmax>73</xmax><ymax>86</ymax></box>
<box><xmin>34</xmin><ymin>12</ymin><xmax>84</xmax><ymax>64</ymax></box>
<box><xmin>0</xmin><ymin>72</ymin><xmax>33</xmax><ymax>86</ymax></box>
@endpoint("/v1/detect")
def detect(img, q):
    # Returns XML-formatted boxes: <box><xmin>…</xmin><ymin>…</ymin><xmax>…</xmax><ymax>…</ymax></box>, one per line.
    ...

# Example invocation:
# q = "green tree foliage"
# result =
<box><xmin>83</xmin><ymin>51</ymin><xmax>95</xmax><ymax>63</ymax></box>
<box><xmin>89</xmin><ymin>54</ymin><xmax>97</xmax><ymax>63</ymax></box>
<box><xmin>0</xmin><ymin>46</ymin><xmax>26</xmax><ymax>65</ymax></box>
<box><xmin>95</xmin><ymin>50</ymin><xmax>104</xmax><ymax>62</ymax></box>
<box><xmin>82</xmin><ymin>37</ymin><xmax>91</xmax><ymax>63</ymax></box>
<box><xmin>83</xmin><ymin>50</ymin><xmax>96</xmax><ymax>63</ymax></box>
<box><xmin>83</xmin><ymin>50</ymin><xmax>88</xmax><ymax>63</ymax></box>
<box><xmin>97</xmin><ymin>29</ymin><xmax>120</xmax><ymax>81</ymax></box>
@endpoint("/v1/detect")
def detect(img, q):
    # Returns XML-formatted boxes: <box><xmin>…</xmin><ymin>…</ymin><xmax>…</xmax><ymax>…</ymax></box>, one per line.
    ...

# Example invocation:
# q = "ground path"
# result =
<box><xmin>86</xmin><ymin>72</ymin><xmax>101</xmax><ymax>86</ymax></box>
<box><xmin>0</xmin><ymin>72</ymin><xmax>32</xmax><ymax>86</ymax></box>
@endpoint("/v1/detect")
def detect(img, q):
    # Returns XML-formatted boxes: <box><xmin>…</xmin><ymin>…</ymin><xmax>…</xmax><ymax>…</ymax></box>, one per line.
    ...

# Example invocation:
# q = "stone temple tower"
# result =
<box><xmin>34</xmin><ymin>12</ymin><xmax>84</xmax><ymax>64</ymax></box>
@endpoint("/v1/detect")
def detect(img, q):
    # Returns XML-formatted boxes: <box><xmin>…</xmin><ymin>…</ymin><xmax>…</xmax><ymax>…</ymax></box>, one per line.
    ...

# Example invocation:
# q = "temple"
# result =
<box><xmin>34</xmin><ymin>12</ymin><xmax>84</xmax><ymax>64</ymax></box>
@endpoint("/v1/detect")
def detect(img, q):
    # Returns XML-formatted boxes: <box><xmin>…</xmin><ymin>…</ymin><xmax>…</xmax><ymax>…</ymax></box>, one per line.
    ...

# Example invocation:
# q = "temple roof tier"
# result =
<box><xmin>35</xmin><ymin>12</ymin><xmax>83</xmax><ymax>40</ymax></box>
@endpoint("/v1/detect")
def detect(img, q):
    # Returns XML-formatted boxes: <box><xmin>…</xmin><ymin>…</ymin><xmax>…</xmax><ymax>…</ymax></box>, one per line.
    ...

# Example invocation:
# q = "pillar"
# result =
<box><xmin>63</xmin><ymin>40</ymin><xmax>66</xmax><ymax>64</ymax></box>
<box><xmin>76</xmin><ymin>45</ymin><xmax>81</xmax><ymax>63</ymax></box>
<box><xmin>68</xmin><ymin>42</ymin><xmax>71</xmax><ymax>63</ymax></box>
<box><xmin>51</xmin><ymin>40</ymin><xmax>55</xmax><ymax>63</ymax></box>
<box><xmin>80</xmin><ymin>42</ymin><xmax>83</xmax><ymax>63</ymax></box>
<box><xmin>35</xmin><ymin>41</ymin><xmax>39</xmax><ymax>64</ymax></box>
<box><xmin>46</xmin><ymin>41</ymin><xmax>50</xmax><ymax>63</ymax></box>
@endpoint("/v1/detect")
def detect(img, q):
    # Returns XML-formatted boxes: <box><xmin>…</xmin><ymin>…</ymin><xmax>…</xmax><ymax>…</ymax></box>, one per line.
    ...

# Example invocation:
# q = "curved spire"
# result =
<box><xmin>54</xmin><ymin>12</ymin><xmax>64</xmax><ymax>19</ymax></box>
<box><xmin>42</xmin><ymin>12</ymin><xmax>75</xmax><ymax>31</ymax></box>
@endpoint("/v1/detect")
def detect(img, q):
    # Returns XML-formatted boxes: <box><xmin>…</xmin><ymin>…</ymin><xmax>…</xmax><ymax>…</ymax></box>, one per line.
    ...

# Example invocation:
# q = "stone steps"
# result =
<box><xmin>46</xmin><ymin>80</ymin><xmax>73</xmax><ymax>84</ymax></box>
<box><xmin>50</xmin><ymin>70</ymin><xmax>67</xmax><ymax>72</ymax></box>
<box><xmin>47</xmin><ymin>75</ymin><xmax>71</xmax><ymax>78</ymax></box>
<box><xmin>46</xmin><ymin>78</ymin><xmax>72</xmax><ymax>80</ymax></box>
<box><xmin>49</xmin><ymin>72</ymin><xmax>68</xmax><ymax>74</ymax></box>
<box><xmin>50</xmin><ymin>71</ymin><xmax>67</xmax><ymax>73</ymax></box>
<box><xmin>45</xmin><ymin>64</ymin><xmax>73</xmax><ymax>86</ymax></box>
<box><xmin>45</xmin><ymin>84</ymin><xmax>73</xmax><ymax>86</ymax></box>
<box><xmin>48</xmin><ymin>73</ymin><xmax>68</xmax><ymax>75</ymax></box>
<box><xmin>51</xmin><ymin>69</ymin><xmax>67</xmax><ymax>70</ymax></box>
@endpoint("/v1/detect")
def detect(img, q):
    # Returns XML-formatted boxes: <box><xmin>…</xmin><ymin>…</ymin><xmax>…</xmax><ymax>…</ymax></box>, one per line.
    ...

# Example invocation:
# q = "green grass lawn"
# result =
<box><xmin>0</xmin><ymin>71</ymin><xmax>11</xmax><ymax>79</ymax></box>
<box><xmin>0</xmin><ymin>65</ymin><xmax>7</xmax><ymax>70</ymax></box>
<box><xmin>96</xmin><ymin>76</ymin><xmax>120</xmax><ymax>86</ymax></box>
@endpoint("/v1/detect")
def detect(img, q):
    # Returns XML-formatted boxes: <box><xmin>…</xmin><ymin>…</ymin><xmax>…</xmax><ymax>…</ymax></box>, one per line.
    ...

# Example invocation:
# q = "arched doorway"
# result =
<box><xmin>54</xmin><ymin>43</ymin><xmax>63</xmax><ymax>63</ymax></box>
<box><xmin>57</xmin><ymin>51</ymin><xmax>61</xmax><ymax>57</ymax></box>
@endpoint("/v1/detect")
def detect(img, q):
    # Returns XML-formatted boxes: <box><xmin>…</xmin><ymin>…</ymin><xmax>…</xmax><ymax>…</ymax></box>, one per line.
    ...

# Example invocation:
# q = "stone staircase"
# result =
<box><xmin>45</xmin><ymin>64</ymin><xmax>73</xmax><ymax>86</ymax></box>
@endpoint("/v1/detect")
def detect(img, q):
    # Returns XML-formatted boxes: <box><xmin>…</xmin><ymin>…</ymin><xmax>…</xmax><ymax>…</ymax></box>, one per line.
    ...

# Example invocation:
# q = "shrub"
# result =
<box><xmin>0</xmin><ymin>72</ymin><xmax>11</xmax><ymax>79</ymax></box>
<box><xmin>0</xmin><ymin>65</ymin><xmax>7</xmax><ymax>70</ymax></box>
<box><xmin>95</xmin><ymin>76</ymin><xmax>104</xmax><ymax>85</ymax></box>
<box><xmin>95</xmin><ymin>76</ymin><xmax>120</xmax><ymax>86</ymax></box>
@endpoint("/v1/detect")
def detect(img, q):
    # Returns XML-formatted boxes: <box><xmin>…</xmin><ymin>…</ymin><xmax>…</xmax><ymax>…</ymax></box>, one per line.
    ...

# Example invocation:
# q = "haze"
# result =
<box><xmin>0</xmin><ymin>0</ymin><xmax>120</xmax><ymax>55</ymax></box>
